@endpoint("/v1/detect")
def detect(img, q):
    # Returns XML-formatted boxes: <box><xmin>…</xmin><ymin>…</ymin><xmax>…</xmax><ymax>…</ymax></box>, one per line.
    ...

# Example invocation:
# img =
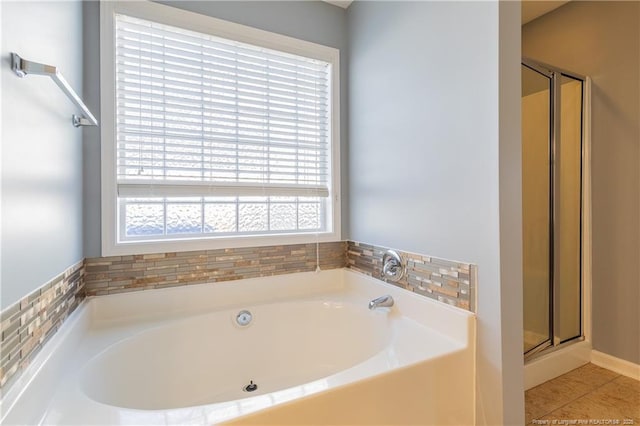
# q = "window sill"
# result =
<box><xmin>102</xmin><ymin>231</ymin><xmax>342</xmax><ymax>257</ymax></box>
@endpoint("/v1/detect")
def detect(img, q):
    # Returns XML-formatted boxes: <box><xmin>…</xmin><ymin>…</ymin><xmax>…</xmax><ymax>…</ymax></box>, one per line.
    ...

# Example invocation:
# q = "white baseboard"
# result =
<box><xmin>524</xmin><ymin>340</ymin><xmax>592</xmax><ymax>390</ymax></box>
<box><xmin>591</xmin><ymin>350</ymin><xmax>640</xmax><ymax>381</ymax></box>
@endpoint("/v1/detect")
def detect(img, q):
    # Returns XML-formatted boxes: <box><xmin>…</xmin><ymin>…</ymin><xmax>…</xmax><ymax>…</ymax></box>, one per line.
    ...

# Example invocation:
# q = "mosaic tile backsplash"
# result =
<box><xmin>0</xmin><ymin>239</ymin><xmax>476</xmax><ymax>393</ymax></box>
<box><xmin>84</xmin><ymin>242</ymin><xmax>347</xmax><ymax>296</ymax></box>
<box><xmin>0</xmin><ymin>260</ymin><xmax>84</xmax><ymax>392</ymax></box>
<box><xmin>346</xmin><ymin>241</ymin><xmax>476</xmax><ymax>311</ymax></box>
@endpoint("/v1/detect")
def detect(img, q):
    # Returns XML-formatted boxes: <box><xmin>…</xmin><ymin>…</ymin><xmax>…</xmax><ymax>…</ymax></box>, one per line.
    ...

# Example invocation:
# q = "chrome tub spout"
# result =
<box><xmin>369</xmin><ymin>295</ymin><xmax>394</xmax><ymax>310</ymax></box>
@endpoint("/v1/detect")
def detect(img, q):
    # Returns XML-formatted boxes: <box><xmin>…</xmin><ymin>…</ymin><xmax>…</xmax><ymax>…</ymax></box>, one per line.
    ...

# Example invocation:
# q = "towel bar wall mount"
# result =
<box><xmin>11</xmin><ymin>53</ymin><xmax>98</xmax><ymax>128</ymax></box>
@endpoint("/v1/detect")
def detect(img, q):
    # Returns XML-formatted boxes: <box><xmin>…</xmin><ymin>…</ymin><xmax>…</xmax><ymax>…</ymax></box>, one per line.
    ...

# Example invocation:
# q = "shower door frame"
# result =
<box><xmin>522</xmin><ymin>58</ymin><xmax>588</xmax><ymax>361</ymax></box>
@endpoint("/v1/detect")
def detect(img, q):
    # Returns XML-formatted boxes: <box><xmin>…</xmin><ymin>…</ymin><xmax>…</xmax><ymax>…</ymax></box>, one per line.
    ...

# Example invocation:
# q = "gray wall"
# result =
<box><xmin>82</xmin><ymin>0</ymin><xmax>349</xmax><ymax>257</ymax></box>
<box><xmin>347</xmin><ymin>2</ymin><xmax>523</xmax><ymax>424</ymax></box>
<box><xmin>523</xmin><ymin>1</ymin><xmax>640</xmax><ymax>364</ymax></box>
<box><xmin>1</xmin><ymin>1</ymin><xmax>84</xmax><ymax>309</ymax></box>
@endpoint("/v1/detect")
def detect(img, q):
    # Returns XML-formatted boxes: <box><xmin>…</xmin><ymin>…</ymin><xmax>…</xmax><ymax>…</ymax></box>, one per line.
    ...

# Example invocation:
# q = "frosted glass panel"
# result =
<box><xmin>124</xmin><ymin>203</ymin><xmax>164</xmax><ymax>236</ymax></box>
<box><xmin>121</xmin><ymin>196</ymin><xmax>324</xmax><ymax>238</ymax></box>
<box><xmin>204</xmin><ymin>204</ymin><xmax>236</xmax><ymax>233</ymax></box>
<box><xmin>166</xmin><ymin>204</ymin><xmax>202</xmax><ymax>234</ymax></box>
<box><xmin>239</xmin><ymin>204</ymin><xmax>268</xmax><ymax>232</ymax></box>
<box><xmin>298</xmin><ymin>203</ymin><xmax>320</xmax><ymax>230</ymax></box>
<box><xmin>270</xmin><ymin>204</ymin><xmax>297</xmax><ymax>231</ymax></box>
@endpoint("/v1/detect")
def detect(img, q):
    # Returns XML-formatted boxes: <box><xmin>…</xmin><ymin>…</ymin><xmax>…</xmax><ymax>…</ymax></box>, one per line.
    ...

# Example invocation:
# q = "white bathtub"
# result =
<box><xmin>1</xmin><ymin>268</ymin><xmax>475</xmax><ymax>425</ymax></box>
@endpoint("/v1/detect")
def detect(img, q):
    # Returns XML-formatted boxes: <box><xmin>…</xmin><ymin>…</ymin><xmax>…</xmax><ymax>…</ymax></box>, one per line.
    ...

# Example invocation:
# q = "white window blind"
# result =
<box><xmin>115</xmin><ymin>14</ymin><xmax>331</xmax><ymax>199</ymax></box>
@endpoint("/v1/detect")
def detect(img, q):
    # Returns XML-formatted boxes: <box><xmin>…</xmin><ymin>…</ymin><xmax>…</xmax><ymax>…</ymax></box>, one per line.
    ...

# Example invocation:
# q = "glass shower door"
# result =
<box><xmin>555</xmin><ymin>75</ymin><xmax>583</xmax><ymax>344</ymax></box>
<box><xmin>522</xmin><ymin>60</ymin><xmax>585</xmax><ymax>358</ymax></box>
<box><xmin>522</xmin><ymin>64</ymin><xmax>552</xmax><ymax>354</ymax></box>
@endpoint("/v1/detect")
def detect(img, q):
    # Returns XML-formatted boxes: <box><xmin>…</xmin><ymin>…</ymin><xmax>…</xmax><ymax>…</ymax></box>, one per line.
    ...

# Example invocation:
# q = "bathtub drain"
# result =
<box><xmin>236</xmin><ymin>310</ymin><xmax>253</xmax><ymax>327</ymax></box>
<box><xmin>243</xmin><ymin>380</ymin><xmax>258</xmax><ymax>392</ymax></box>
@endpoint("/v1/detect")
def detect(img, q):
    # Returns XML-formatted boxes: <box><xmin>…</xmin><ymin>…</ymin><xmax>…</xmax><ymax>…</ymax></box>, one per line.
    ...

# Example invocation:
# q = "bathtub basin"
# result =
<box><xmin>1</xmin><ymin>268</ymin><xmax>475</xmax><ymax>425</ymax></box>
<box><xmin>81</xmin><ymin>300</ymin><xmax>391</xmax><ymax>410</ymax></box>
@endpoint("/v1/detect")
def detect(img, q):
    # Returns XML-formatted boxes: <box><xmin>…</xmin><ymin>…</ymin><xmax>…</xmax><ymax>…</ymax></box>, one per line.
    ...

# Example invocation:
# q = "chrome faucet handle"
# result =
<box><xmin>382</xmin><ymin>259</ymin><xmax>400</xmax><ymax>277</ymax></box>
<box><xmin>381</xmin><ymin>250</ymin><xmax>404</xmax><ymax>282</ymax></box>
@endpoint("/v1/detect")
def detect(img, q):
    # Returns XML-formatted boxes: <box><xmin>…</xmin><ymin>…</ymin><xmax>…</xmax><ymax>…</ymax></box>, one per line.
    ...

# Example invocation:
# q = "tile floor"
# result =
<box><xmin>525</xmin><ymin>363</ymin><xmax>640</xmax><ymax>425</ymax></box>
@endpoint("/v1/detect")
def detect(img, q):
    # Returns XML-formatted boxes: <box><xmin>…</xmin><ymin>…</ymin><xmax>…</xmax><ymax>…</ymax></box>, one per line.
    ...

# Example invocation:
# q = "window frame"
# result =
<box><xmin>100</xmin><ymin>0</ymin><xmax>341</xmax><ymax>256</ymax></box>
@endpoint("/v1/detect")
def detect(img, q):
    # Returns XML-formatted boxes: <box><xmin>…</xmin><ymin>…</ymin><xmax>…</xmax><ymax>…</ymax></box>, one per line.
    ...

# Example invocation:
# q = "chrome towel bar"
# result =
<box><xmin>11</xmin><ymin>52</ymin><xmax>98</xmax><ymax>127</ymax></box>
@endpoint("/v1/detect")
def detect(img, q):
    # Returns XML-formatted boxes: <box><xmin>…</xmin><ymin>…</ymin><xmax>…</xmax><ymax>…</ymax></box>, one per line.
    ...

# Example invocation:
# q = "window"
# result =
<box><xmin>101</xmin><ymin>2</ymin><xmax>340</xmax><ymax>255</ymax></box>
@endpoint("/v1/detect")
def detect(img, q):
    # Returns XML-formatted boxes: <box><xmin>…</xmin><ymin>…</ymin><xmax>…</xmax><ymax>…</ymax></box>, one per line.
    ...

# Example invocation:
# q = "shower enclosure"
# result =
<box><xmin>521</xmin><ymin>59</ymin><xmax>585</xmax><ymax>358</ymax></box>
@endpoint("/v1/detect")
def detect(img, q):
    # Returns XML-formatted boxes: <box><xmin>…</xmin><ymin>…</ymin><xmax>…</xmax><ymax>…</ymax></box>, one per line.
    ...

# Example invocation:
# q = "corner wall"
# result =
<box><xmin>347</xmin><ymin>1</ymin><xmax>523</xmax><ymax>424</ymax></box>
<box><xmin>1</xmin><ymin>1</ymin><xmax>84</xmax><ymax>310</ymax></box>
<box><xmin>523</xmin><ymin>0</ymin><xmax>640</xmax><ymax>365</ymax></box>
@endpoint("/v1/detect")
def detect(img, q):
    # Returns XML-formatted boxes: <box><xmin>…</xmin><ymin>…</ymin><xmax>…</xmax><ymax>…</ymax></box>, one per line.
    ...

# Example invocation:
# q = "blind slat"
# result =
<box><xmin>118</xmin><ymin>142</ymin><xmax>326</xmax><ymax>157</ymax></box>
<box><xmin>117</xmin><ymin>165</ymin><xmax>326</xmax><ymax>179</ymax></box>
<box><xmin>117</xmin><ymin>83</ymin><xmax>328</xmax><ymax>114</ymax></box>
<box><xmin>117</xmin><ymin>116</ymin><xmax>327</xmax><ymax>139</ymax></box>
<box><xmin>117</xmin><ymin>155</ymin><xmax>327</xmax><ymax>172</ymax></box>
<box><xmin>117</xmin><ymin>95</ymin><xmax>326</xmax><ymax>126</ymax></box>
<box><xmin>117</xmin><ymin>129</ymin><xmax>326</xmax><ymax>150</ymax></box>
<box><xmin>117</xmin><ymin>137</ymin><xmax>324</xmax><ymax>154</ymax></box>
<box><xmin>118</xmin><ymin>182</ymin><xmax>329</xmax><ymax>198</ymax></box>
